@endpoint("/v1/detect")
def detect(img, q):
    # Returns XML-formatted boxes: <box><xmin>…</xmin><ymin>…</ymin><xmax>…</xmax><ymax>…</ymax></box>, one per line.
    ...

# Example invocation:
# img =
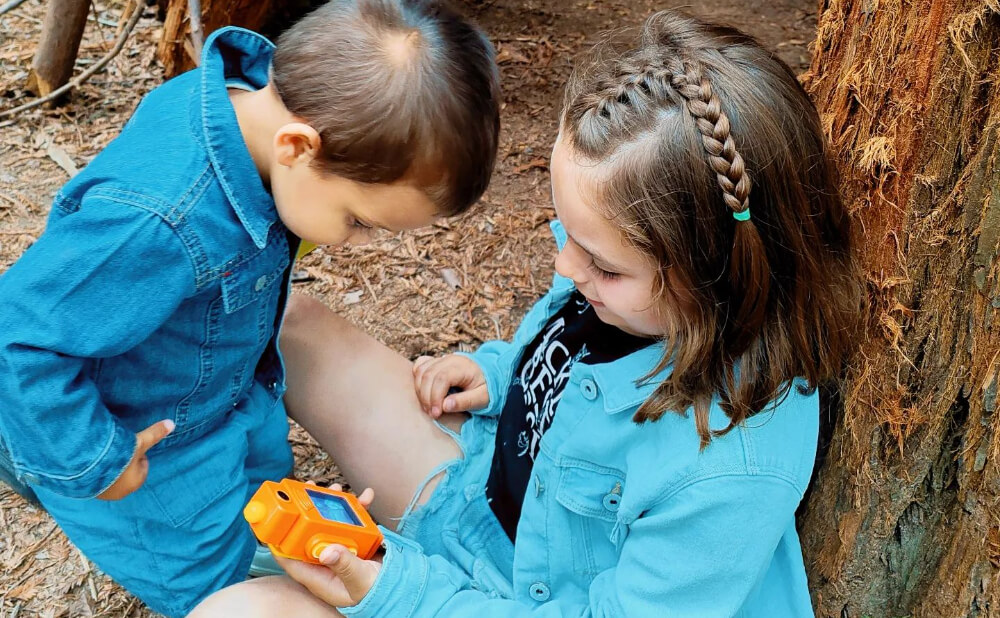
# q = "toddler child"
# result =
<box><xmin>0</xmin><ymin>1</ymin><xmax>499</xmax><ymax>615</ymax></box>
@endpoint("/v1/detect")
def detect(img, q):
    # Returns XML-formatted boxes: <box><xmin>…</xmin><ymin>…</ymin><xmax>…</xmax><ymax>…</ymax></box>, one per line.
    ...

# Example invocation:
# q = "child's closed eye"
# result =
<box><xmin>350</xmin><ymin>217</ymin><xmax>374</xmax><ymax>230</ymax></box>
<box><xmin>588</xmin><ymin>261</ymin><xmax>621</xmax><ymax>281</ymax></box>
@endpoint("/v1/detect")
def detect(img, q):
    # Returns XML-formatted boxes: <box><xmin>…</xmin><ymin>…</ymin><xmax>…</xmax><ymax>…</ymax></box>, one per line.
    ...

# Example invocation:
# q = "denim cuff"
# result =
<box><xmin>16</xmin><ymin>420</ymin><xmax>137</xmax><ymax>499</ymax></box>
<box><xmin>339</xmin><ymin>527</ymin><xmax>427</xmax><ymax>618</ymax></box>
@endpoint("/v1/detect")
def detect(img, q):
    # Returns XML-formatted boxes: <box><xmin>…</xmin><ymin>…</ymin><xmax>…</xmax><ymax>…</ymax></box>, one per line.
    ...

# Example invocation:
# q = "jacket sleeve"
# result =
<box><xmin>340</xmin><ymin>474</ymin><xmax>803</xmax><ymax>617</ymax></box>
<box><xmin>0</xmin><ymin>195</ymin><xmax>196</xmax><ymax>498</ymax></box>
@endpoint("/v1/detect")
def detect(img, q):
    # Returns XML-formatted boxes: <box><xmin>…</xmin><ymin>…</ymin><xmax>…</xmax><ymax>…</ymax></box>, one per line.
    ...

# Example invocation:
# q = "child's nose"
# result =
<box><xmin>554</xmin><ymin>245</ymin><xmax>584</xmax><ymax>284</ymax></box>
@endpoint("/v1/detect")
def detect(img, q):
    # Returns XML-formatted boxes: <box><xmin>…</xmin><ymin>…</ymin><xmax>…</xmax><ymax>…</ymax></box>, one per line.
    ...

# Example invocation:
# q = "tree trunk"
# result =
<box><xmin>799</xmin><ymin>1</ymin><xmax>1000</xmax><ymax>617</ymax></box>
<box><xmin>157</xmin><ymin>0</ymin><xmax>278</xmax><ymax>77</ymax></box>
<box><xmin>26</xmin><ymin>0</ymin><xmax>90</xmax><ymax>96</ymax></box>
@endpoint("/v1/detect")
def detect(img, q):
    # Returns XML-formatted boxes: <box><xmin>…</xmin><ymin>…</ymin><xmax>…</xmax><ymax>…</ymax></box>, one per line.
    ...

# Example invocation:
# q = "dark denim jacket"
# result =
<box><xmin>0</xmin><ymin>27</ymin><xmax>296</xmax><ymax>498</ymax></box>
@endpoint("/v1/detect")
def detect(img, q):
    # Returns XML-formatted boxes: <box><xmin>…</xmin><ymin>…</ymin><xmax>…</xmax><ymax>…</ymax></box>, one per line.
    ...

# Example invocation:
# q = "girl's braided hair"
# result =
<box><xmin>561</xmin><ymin>10</ymin><xmax>860</xmax><ymax>445</ymax></box>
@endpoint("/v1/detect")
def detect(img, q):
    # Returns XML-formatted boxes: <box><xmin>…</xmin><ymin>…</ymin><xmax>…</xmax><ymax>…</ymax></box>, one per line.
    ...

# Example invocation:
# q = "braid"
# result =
<box><xmin>578</xmin><ymin>57</ymin><xmax>753</xmax><ymax>221</ymax></box>
<box><xmin>576</xmin><ymin>55</ymin><xmax>770</xmax><ymax>356</ymax></box>
<box><xmin>670</xmin><ymin>60</ymin><xmax>751</xmax><ymax>216</ymax></box>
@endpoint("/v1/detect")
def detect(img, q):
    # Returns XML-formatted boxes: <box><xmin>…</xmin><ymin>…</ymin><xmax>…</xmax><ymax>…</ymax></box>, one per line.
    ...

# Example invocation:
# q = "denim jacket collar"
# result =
<box><xmin>198</xmin><ymin>27</ymin><xmax>277</xmax><ymax>249</ymax></box>
<box><xmin>590</xmin><ymin>344</ymin><xmax>668</xmax><ymax>414</ymax></box>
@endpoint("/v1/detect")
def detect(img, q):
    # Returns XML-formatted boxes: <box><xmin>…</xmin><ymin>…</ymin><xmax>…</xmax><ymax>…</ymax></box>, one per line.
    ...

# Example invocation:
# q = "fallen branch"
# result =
<box><xmin>0</xmin><ymin>0</ymin><xmax>30</xmax><ymax>17</ymax></box>
<box><xmin>0</xmin><ymin>0</ymin><xmax>143</xmax><ymax>120</ymax></box>
<box><xmin>187</xmin><ymin>0</ymin><xmax>203</xmax><ymax>62</ymax></box>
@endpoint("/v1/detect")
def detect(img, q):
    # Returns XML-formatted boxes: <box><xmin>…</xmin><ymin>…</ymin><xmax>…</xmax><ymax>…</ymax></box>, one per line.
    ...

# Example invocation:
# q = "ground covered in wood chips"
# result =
<box><xmin>0</xmin><ymin>0</ymin><xmax>815</xmax><ymax>615</ymax></box>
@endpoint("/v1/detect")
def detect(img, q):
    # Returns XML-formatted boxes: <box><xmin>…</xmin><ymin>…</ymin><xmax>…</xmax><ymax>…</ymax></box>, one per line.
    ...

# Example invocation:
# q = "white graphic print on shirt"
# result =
<box><xmin>514</xmin><ymin>304</ymin><xmax>590</xmax><ymax>460</ymax></box>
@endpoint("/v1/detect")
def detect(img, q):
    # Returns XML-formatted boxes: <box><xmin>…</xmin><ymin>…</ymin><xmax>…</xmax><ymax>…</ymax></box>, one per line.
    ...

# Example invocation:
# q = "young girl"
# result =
<box><xmin>192</xmin><ymin>9</ymin><xmax>858</xmax><ymax>617</ymax></box>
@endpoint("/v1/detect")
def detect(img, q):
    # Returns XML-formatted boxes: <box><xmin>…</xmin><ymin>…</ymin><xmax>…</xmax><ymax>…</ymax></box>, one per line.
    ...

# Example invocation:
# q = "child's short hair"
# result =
<box><xmin>560</xmin><ymin>10</ymin><xmax>862</xmax><ymax>444</ymax></box>
<box><xmin>272</xmin><ymin>0</ymin><xmax>500</xmax><ymax>215</ymax></box>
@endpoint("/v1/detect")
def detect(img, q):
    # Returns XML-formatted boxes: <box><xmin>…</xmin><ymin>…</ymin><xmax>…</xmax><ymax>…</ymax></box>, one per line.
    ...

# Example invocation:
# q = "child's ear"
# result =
<box><xmin>273</xmin><ymin>123</ymin><xmax>321</xmax><ymax>167</ymax></box>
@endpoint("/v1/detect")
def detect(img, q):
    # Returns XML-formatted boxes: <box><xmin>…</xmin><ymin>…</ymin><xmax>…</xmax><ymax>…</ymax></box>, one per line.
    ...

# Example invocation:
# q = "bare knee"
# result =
<box><xmin>282</xmin><ymin>294</ymin><xmax>373</xmax><ymax>355</ymax></box>
<box><xmin>189</xmin><ymin>577</ymin><xmax>341</xmax><ymax>618</ymax></box>
<box><xmin>188</xmin><ymin>580</ymin><xmax>269</xmax><ymax>618</ymax></box>
<box><xmin>283</xmin><ymin>294</ymin><xmax>334</xmax><ymax>338</ymax></box>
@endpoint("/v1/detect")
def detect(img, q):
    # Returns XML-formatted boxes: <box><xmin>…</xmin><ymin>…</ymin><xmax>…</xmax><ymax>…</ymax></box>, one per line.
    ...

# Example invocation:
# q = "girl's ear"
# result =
<box><xmin>273</xmin><ymin>122</ymin><xmax>321</xmax><ymax>167</ymax></box>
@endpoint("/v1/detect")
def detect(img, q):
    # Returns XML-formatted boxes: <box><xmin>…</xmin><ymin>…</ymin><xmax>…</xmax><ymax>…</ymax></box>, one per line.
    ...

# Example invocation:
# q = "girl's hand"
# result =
<box><xmin>97</xmin><ymin>419</ymin><xmax>174</xmax><ymax>500</ymax></box>
<box><xmin>275</xmin><ymin>484</ymin><xmax>382</xmax><ymax>608</ymax></box>
<box><xmin>412</xmin><ymin>354</ymin><xmax>488</xmax><ymax>417</ymax></box>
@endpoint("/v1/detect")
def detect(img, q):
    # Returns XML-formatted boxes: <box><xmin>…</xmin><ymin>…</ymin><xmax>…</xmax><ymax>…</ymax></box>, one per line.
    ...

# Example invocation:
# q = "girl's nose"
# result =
<box><xmin>554</xmin><ymin>244</ymin><xmax>583</xmax><ymax>284</ymax></box>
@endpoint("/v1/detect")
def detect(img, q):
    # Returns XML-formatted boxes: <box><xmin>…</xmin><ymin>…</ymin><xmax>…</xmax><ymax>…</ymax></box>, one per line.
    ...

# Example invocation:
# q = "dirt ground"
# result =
<box><xmin>0</xmin><ymin>0</ymin><xmax>816</xmax><ymax>615</ymax></box>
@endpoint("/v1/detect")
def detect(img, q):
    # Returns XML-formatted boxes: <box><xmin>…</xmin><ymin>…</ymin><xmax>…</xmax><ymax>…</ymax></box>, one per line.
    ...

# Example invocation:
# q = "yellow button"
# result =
<box><xmin>312</xmin><ymin>542</ymin><xmax>331</xmax><ymax>560</ymax></box>
<box><xmin>243</xmin><ymin>501</ymin><xmax>267</xmax><ymax>524</ymax></box>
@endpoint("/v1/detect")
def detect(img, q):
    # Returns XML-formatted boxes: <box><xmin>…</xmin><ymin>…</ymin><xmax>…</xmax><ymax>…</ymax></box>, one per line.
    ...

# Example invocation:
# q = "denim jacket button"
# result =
<box><xmin>602</xmin><ymin>492</ymin><xmax>621</xmax><ymax>512</ymax></box>
<box><xmin>529</xmin><ymin>582</ymin><xmax>550</xmax><ymax>601</ymax></box>
<box><xmin>254</xmin><ymin>275</ymin><xmax>268</xmax><ymax>292</ymax></box>
<box><xmin>580</xmin><ymin>378</ymin><xmax>598</xmax><ymax>401</ymax></box>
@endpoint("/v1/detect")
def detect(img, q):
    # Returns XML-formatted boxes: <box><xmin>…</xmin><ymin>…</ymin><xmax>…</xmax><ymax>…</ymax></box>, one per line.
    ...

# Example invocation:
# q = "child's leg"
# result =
<box><xmin>33</xmin><ymin>382</ymin><xmax>293</xmax><ymax>617</ymax></box>
<box><xmin>188</xmin><ymin>575</ymin><xmax>342</xmax><ymax>618</ymax></box>
<box><xmin>280</xmin><ymin>294</ymin><xmax>467</xmax><ymax>528</ymax></box>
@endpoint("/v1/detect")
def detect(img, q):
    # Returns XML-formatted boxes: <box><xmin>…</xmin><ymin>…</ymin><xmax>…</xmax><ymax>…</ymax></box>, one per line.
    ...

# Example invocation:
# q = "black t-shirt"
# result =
<box><xmin>485</xmin><ymin>291</ymin><xmax>652</xmax><ymax>541</ymax></box>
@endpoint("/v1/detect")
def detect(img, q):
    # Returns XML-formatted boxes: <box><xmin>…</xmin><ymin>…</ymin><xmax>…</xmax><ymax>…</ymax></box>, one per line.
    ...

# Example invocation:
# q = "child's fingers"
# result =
<box><xmin>427</xmin><ymin>372</ymin><xmax>456</xmax><ymax>417</ymax></box>
<box><xmin>443</xmin><ymin>384</ymin><xmax>489</xmax><ymax>413</ymax></box>
<box><xmin>356</xmin><ymin>487</ymin><xmax>374</xmax><ymax>508</ymax></box>
<box><xmin>418</xmin><ymin>364</ymin><xmax>446</xmax><ymax>415</ymax></box>
<box><xmin>135</xmin><ymin>419</ymin><xmax>175</xmax><ymax>455</ymax></box>
<box><xmin>412</xmin><ymin>355</ymin><xmax>434</xmax><ymax>374</ymax></box>
<box><xmin>275</xmin><ymin>555</ymin><xmax>353</xmax><ymax>607</ymax></box>
<box><xmin>318</xmin><ymin>544</ymin><xmax>379</xmax><ymax>604</ymax></box>
<box><xmin>413</xmin><ymin>357</ymin><xmax>441</xmax><ymax>411</ymax></box>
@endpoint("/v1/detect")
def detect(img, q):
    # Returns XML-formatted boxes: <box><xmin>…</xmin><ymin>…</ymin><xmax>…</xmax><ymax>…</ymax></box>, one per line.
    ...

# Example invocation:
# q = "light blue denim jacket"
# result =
<box><xmin>0</xmin><ymin>28</ymin><xmax>295</xmax><ymax>499</ymax></box>
<box><xmin>344</xmin><ymin>221</ymin><xmax>818</xmax><ymax>617</ymax></box>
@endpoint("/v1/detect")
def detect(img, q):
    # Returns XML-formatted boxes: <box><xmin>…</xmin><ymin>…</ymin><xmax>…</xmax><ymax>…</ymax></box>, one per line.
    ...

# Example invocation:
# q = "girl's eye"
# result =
<box><xmin>588</xmin><ymin>261</ymin><xmax>620</xmax><ymax>281</ymax></box>
<box><xmin>350</xmin><ymin>217</ymin><xmax>373</xmax><ymax>230</ymax></box>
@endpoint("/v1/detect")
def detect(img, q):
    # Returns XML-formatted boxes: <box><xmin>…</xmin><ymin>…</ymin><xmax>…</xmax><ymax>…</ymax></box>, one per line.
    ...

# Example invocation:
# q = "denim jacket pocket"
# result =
<box><xmin>220</xmin><ymin>247</ymin><xmax>288</xmax><ymax>315</ymax></box>
<box><xmin>216</xmin><ymin>241</ymin><xmax>289</xmax><ymax>403</ymax></box>
<box><xmin>555</xmin><ymin>459</ymin><xmax>626</xmax><ymax>577</ymax></box>
<box><xmin>146</xmin><ymin>418</ymin><xmax>249</xmax><ymax>528</ymax></box>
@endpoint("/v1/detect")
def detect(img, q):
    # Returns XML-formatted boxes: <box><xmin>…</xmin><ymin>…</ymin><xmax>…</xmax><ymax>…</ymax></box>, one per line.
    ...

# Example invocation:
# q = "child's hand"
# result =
<box><xmin>412</xmin><ymin>354</ymin><xmax>488</xmax><ymax>417</ymax></box>
<box><xmin>97</xmin><ymin>419</ymin><xmax>174</xmax><ymax>500</ymax></box>
<box><xmin>275</xmin><ymin>484</ymin><xmax>381</xmax><ymax>608</ymax></box>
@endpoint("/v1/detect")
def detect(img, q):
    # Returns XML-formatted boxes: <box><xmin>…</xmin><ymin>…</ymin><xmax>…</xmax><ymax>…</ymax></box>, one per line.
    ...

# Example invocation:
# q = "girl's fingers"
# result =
<box><xmin>356</xmin><ymin>487</ymin><xmax>375</xmax><ymax>508</ymax></box>
<box><xmin>318</xmin><ymin>544</ymin><xmax>380</xmax><ymax>604</ymax></box>
<box><xmin>418</xmin><ymin>363</ymin><xmax>443</xmax><ymax>413</ymax></box>
<box><xmin>412</xmin><ymin>355</ymin><xmax>434</xmax><ymax>374</ymax></box>
<box><xmin>275</xmin><ymin>555</ymin><xmax>353</xmax><ymax>607</ymax></box>
<box><xmin>443</xmin><ymin>384</ymin><xmax>489</xmax><ymax>413</ymax></box>
<box><xmin>428</xmin><ymin>371</ymin><xmax>457</xmax><ymax>415</ymax></box>
<box><xmin>413</xmin><ymin>357</ymin><xmax>440</xmax><ymax>411</ymax></box>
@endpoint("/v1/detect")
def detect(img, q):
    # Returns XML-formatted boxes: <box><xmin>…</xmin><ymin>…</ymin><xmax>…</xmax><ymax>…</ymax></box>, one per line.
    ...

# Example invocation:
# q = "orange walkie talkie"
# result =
<box><xmin>244</xmin><ymin>479</ymin><xmax>383</xmax><ymax>563</ymax></box>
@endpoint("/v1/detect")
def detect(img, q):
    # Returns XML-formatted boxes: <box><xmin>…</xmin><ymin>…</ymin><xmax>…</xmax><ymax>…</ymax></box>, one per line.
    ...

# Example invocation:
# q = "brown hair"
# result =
<box><xmin>561</xmin><ymin>10</ymin><xmax>862</xmax><ymax>446</ymax></box>
<box><xmin>272</xmin><ymin>0</ymin><xmax>500</xmax><ymax>215</ymax></box>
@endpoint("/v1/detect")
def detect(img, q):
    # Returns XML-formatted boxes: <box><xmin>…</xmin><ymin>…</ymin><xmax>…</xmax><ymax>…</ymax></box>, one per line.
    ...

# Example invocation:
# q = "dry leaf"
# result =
<box><xmin>46</xmin><ymin>146</ymin><xmax>78</xmax><ymax>178</ymax></box>
<box><xmin>342</xmin><ymin>290</ymin><xmax>364</xmax><ymax>305</ymax></box>
<box><xmin>439</xmin><ymin>268</ymin><xmax>462</xmax><ymax>290</ymax></box>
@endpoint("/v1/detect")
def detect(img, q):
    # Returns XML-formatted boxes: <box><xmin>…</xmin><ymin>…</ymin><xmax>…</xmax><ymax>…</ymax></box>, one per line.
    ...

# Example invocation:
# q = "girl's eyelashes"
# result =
<box><xmin>588</xmin><ymin>260</ymin><xmax>621</xmax><ymax>281</ymax></box>
<box><xmin>350</xmin><ymin>217</ymin><xmax>373</xmax><ymax>230</ymax></box>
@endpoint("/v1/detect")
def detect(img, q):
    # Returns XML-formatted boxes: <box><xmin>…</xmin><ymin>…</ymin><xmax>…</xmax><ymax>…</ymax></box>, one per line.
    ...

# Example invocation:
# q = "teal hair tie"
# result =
<box><xmin>732</xmin><ymin>209</ymin><xmax>751</xmax><ymax>222</ymax></box>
